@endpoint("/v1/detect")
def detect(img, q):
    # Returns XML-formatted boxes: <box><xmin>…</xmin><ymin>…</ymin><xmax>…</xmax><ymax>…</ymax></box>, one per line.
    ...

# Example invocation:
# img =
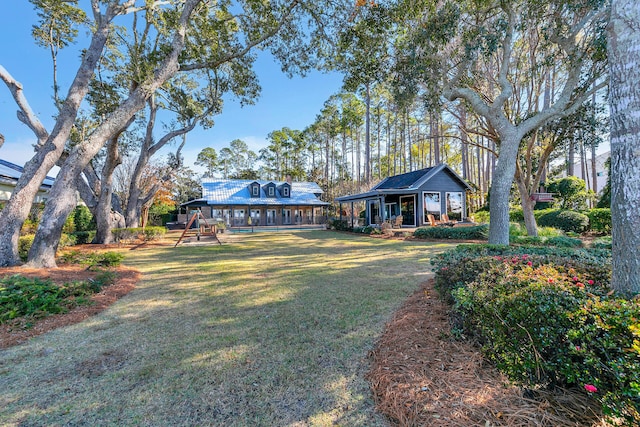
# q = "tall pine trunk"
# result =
<box><xmin>608</xmin><ymin>0</ymin><xmax>640</xmax><ymax>295</ymax></box>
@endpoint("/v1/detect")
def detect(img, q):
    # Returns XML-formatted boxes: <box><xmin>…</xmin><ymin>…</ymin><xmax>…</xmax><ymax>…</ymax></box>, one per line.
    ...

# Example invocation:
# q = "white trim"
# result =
<box><xmin>423</xmin><ymin>191</ymin><xmax>441</xmax><ymax>223</ymax></box>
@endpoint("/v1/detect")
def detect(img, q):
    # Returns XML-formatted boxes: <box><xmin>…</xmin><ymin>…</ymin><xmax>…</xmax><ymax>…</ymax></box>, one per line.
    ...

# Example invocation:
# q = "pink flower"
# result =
<box><xmin>584</xmin><ymin>384</ymin><xmax>598</xmax><ymax>393</ymax></box>
<box><xmin>572</xmin><ymin>276</ymin><xmax>579</xmax><ymax>281</ymax></box>
<box><xmin>588</xmin><ymin>280</ymin><xmax>594</xmax><ymax>285</ymax></box>
<box><xmin>576</xmin><ymin>282</ymin><xmax>584</xmax><ymax>288</ymax></box>
<box><xmin>527</xmin><ymin>261</ymin><xmax>533</xmax><ymax>266</ymax></box>
<box><xmin>575</xmin><ymin>346</ymin><xmax>581</xmax><ymax>351</ymax></box>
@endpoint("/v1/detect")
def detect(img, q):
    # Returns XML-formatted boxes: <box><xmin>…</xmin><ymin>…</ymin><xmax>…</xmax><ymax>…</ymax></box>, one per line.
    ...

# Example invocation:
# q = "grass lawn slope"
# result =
<box><xmin>0</xmin><ymin>231</ymin><xmax>451</xmax><ymax>426</ymax></box>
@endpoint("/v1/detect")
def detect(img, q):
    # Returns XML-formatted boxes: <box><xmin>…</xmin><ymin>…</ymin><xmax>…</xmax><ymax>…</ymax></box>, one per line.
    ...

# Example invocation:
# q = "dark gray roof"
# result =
<box><xmin>336</xmin><ymin>164</ymin><xmax>472</xmax><ymax>203</ymax></box>
<box><xmin>198</xmin><ymin>179</ymin><xmax>329</xmax><ymax>206</ymax></box>
<box><xmin>374</xmin><ymin>167</ymin><xmax>435</xmax><ymax>189</ymax></box>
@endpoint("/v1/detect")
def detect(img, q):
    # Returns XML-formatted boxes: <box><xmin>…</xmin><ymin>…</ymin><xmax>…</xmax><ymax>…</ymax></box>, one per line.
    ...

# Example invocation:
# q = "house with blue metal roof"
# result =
<box><xmin>180</xmin><ymin>177</ymin><xmax>329</xmax><ymax>227</ymax></box>
<box><xmin>335</xmin><ymin>164</ymin><xmax>473</xmax><ymax>228</ymax></box>
<box><xmin>0</xmin><ymin>158</ymin><xmax>55</xmax><ymax>203</ymax></box>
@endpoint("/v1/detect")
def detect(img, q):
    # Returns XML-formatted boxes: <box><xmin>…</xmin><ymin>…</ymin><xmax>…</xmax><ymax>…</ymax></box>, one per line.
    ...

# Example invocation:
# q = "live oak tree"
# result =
<box><xmin>0</xmin><ymin>1</ymin><xmax>128</xmax><ymax>267</ymax></box>
<box><xmin>608</xmin><ymin>0</ymin><xmax>640</xmax><ymax>295</ymax></box>
<box><xmin>1</xmin><ymin>0</ymin><xmax>353</xmax><ymax>267</ymax></box>
<box><xmin>389</xmin><ymin>0</ymin><xmax>608</xmax><ymax>244</ymax></box>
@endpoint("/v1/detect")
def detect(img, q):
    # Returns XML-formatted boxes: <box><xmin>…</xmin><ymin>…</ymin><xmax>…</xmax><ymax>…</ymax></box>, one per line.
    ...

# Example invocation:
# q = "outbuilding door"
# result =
<box><xmin>400</xmin><ymin>195</ymin><xmax>415</xmax><ymax>226</ymax></box>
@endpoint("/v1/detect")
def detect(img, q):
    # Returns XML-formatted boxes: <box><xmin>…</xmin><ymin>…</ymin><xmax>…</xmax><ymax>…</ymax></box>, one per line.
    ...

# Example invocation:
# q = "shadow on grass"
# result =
<box><xmin>0</xmin><ymin>231</ymin><xmax>453</xmax><ymax>426</ymax></box>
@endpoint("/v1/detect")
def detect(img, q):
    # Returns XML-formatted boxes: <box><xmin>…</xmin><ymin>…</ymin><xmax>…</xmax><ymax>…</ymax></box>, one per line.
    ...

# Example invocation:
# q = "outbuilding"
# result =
<box><xmin>335</xmin><ymin>164</ymin><xmax>473</xmax><ymax>228</ymax></box>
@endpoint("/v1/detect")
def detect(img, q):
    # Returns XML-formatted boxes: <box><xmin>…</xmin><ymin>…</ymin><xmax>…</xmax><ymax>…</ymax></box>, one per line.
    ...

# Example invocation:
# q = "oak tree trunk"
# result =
<box><xmin>608</xmin><ymin>0</ymin><xmax>640</xmax><ymax>296</ymax></box>
<box><xmin>0</xmin><ymin>19</ymin><xmax>110</xmax><ymax>266</ymax></box>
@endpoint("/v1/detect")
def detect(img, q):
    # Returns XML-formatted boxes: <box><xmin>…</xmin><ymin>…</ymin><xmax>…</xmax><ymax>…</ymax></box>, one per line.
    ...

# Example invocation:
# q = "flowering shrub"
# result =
<box><xmin>433</xmin><ymin>245</ymin><xmax>638</xmax><ymax>422</ymax></box>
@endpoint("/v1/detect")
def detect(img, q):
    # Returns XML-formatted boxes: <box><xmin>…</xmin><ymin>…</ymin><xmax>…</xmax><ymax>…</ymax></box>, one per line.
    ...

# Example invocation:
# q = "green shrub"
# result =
<box><xmin>329</xmin><ymin>219</ymin><xmax>352</xmax><ymax>232</ymax></box>
<box><xmin>471</xmin><ymin>211</ymin><xmax>490</xmax><ymax>223</ymax></box>
<box><xmin>59</xmin><ymin>233</ymin><xmax>77</xmax><ymax>248</ymax></box>
<box><xmin>59</xmin><ymin>250</ymin><xmax>124</xmax><ymax>268</ymax></box>
<box><xmin>545</xmin><ymin>236</ymin><xmax>583</xmax><ymax>248</ymax></box>
<box><xmin>0</xmin><ymin>274</ymin><xmax>109</xmax><ymax>324</ymax></box>
<box><xmin>434</xmin><ymin>249</ymin><xmax>638</xmax><ymax>421</ymax></box>
<box><xmin>509</xmin><ymin>208</ymin><xmax>524</xmax><ymax>222</ymax></box>
<box><xmin>73</xmin><ymin>205</ymin><xmax>95</xmax><ymax>232</ymax></box>
<box><xmin>18</xmin><ymin>235</ymin><xmax>35</xmax><ymax>262</ymax></box>
<box><xmin>592</xmin><ymin>236</ymin><xmax>612</xmax><ymax>250</ymax></box>
<box><xmin>142</xmin><ymin>226</ymin><xmax>166</xmax><ymax>241</ymax></box>
<box><xmin>587</xmin><ymin>208</ymin><xmax>611</xmax><ymax>234</ymax></box>
<box><xmin>72</xmin><ymin>230</ymin><xmax>96</xmax><ymax>244</ymax></box>
<box><xmin>353</xmin><ymin>225</ymin><xmax>376</xmax><ymax>234</ymax></box>
<box><xmin>538</xmin><ymin>209</ymin><xmax>590</xmax><ymax>234</ymax></box>
<box><xmin>413</xmin><ymin>224</ymin><xmax>488</xmax><ymax>240</ymax></box>
<box><xmin>537</xmin><ymin>226</ymin><xmax>564</xmax><ymax>237</ymax></box>
<box><xmin>111</xmin><ymin>228</ymin><xmax>138</xmax><ymax>243</ymax></box>
<box><xmin>509</xmin><ymin>222</ymin><xmax>527</xmax><ymax>237</ymax></box>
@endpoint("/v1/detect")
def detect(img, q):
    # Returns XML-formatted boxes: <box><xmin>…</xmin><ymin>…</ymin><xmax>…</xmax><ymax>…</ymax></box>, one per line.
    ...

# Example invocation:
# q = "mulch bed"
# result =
<box><xmin>0</xmin><ymin>266</ymin><xmax>140</xmax><ymax>349</ymax></box>
<box><xmin>367</xmin><ymin>279</ymin><xmax>606</xmax><ymax>426</ymax></box>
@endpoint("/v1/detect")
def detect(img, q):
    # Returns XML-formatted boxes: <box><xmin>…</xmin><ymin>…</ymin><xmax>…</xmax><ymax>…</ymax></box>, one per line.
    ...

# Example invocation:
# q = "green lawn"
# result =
<box><xmin>0</xmin><ymin>231</ymin><xmax>453</xmax><ymax>426</ymax></box>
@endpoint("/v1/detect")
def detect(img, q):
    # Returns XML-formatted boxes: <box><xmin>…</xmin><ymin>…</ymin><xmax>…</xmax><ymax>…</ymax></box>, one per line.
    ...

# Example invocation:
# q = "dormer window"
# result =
<box><xmin>249</xmin><ymin>182</ymin><xmax>261</xmax><ymax>198</ymax></box>
<box><xmin>279</xmin><ymin>182</ymin><xmax>291</xmax><ymax>198</ymax></box>
<box><xmin>264</xmin><ymin>182</ymin><xmax>276</xmax><ymax>198</ymax></box>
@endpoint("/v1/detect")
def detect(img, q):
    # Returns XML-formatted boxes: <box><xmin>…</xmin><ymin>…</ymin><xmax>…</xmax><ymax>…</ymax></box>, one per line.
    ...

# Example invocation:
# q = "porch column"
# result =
<box><xmin>350</xmin><ymin>202</ymin><xmax>355</xmax><ymax>227</ymax></box>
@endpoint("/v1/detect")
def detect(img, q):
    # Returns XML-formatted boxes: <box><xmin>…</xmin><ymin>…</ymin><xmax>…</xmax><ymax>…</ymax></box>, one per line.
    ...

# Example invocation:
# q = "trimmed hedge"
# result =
<box><xmin>413</xmin><ymin>224</ymin><xmax>488</xmax><ymax>240</ymax></box>
<box><xmin>111</xmin><ymin>226</ymin><xmax>167</xmax><ymax>243</ymax></box>
<box><xmin>537</xmin><ymin>209</ymin><xmax>589</xmax><ymax>234</ymax></box>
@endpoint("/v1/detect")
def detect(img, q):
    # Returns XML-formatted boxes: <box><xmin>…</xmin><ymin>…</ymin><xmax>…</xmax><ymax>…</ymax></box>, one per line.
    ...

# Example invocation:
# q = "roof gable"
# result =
<box><xmin>374</xmin><ymin>167</ymin><xmax>436</xmax><ymax>190</ymax></box>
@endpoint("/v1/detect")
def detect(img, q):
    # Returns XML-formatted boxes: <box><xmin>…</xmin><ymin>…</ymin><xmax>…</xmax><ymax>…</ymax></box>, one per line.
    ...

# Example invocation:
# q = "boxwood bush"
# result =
<box><xmin>433</xmin><ymin>246</ymin><xmax>638</xmax><ymax>422</ymax></box>
<box><xmin>413</xmin><ymin>224</ymin><xmax>488</xmax><ymax>240</ymax></box>
<box><xmin>537</xmin><ymin>209</ymin><xmax>590</xmax><ymax>234</ymax></box>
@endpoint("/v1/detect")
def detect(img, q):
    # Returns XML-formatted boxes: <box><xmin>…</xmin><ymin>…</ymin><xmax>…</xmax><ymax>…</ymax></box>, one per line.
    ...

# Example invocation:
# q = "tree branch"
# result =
<box><xmin>0</xmin><ymin>65</ymin><xmax>49</xmax><ymax>145</ymax></box>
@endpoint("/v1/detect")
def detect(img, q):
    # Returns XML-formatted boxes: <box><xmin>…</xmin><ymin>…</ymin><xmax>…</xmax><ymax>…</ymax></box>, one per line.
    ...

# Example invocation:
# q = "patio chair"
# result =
<box><xmin>393</xmin><ymin>215</ymin><xmax>403</xmax><ymax>229</ymax></box>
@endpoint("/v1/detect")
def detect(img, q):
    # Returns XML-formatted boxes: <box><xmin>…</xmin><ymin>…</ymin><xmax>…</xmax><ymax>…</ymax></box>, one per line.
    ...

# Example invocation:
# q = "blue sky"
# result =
<box><xmin>0</xmin><ymin>2</ymin><xmax>344</xmax><ymax>174</ymax></box>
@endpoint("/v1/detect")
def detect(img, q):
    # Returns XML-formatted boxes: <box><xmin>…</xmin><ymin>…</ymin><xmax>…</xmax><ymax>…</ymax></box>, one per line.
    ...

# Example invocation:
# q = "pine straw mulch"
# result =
<box><xmin>367</xmin><ymin>279</ymin><xmax>609</xmax><ymax>427</ymax></box>
<box><xmin>0</xmin><ymin>265</ymin><xmax>140</xmax><ymax>349</ymax></box>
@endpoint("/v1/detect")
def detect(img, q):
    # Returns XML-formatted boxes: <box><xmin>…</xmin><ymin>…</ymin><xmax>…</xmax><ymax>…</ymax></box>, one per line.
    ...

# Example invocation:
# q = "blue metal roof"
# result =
<box><xmin>200</xmin><ymin>179</ymin><xmax>329</xmax><ymax>206</ymax></box>
<box><xmin>0</xmin><ymin>158</ymin><xmax>55</xmax><ymax>188</ymax></box>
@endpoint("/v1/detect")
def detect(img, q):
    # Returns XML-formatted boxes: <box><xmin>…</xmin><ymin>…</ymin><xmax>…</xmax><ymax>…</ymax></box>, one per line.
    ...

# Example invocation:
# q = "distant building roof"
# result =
<box><xmin>191</xmin><ymin>179</ymin><xmax>329</xmax><ymax>207</ymax></box>
<box><xmin>0</xmin><ymin>158</ymin><xmax>55</xmax><ymax>188</ymax></box>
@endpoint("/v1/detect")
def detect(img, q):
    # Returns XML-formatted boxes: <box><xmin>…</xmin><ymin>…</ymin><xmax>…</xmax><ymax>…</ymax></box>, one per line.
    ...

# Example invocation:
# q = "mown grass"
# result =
<box><xmin>0</xmin><ymin>231</ymin><xmax>452</xmax><ymax>426</ymax></box>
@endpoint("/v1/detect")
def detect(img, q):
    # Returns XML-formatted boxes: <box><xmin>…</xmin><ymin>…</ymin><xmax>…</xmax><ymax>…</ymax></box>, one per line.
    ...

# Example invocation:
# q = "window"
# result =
<box><xmin>283</xmin><ymin>186</ymin><xmax>290</xmax><ymax>197</ymax></box>
<box><xmin>252</xmin><ymin>185</ymin><xmax>259</xmax><ymax>196</ymax></box>
<box><xmin>268</xmin><ymin>186</ymin><xmax>275</xmax><ymax>196</ymax></box>
<box><xmin>446</xmin><ymin>192</ymin><xmax>463</xmax><ymax>221</ymax></box>
<box><xmin>423</xmin><ymin>192</ymin><xmax>441</xmax><ymax>222</ymax></box>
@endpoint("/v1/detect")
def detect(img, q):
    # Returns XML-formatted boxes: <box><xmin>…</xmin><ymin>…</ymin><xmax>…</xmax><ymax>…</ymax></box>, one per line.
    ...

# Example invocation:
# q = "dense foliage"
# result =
<box><xmin>111</xmin><ymin>227</ymin><xmax>167</xmax><ymax>243</ymax></box>
<box><xmin>413</xmin><ymin>225</ymin><xmax>489</xmax><ymax>240</ymax></box>
<box><xmin>537</xmin><ymin>209</ymin><xmax>590</xmax><ymax>234</ymax></box>
<box><xmin>0</xmin><ymin>272</ymin><xmax>116</xmax><ymax>325</ymax></box>
<box><xmin>433</xmin><ymin>245</ymin><xmax>638</xmax><ymax>423</ymax></box>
